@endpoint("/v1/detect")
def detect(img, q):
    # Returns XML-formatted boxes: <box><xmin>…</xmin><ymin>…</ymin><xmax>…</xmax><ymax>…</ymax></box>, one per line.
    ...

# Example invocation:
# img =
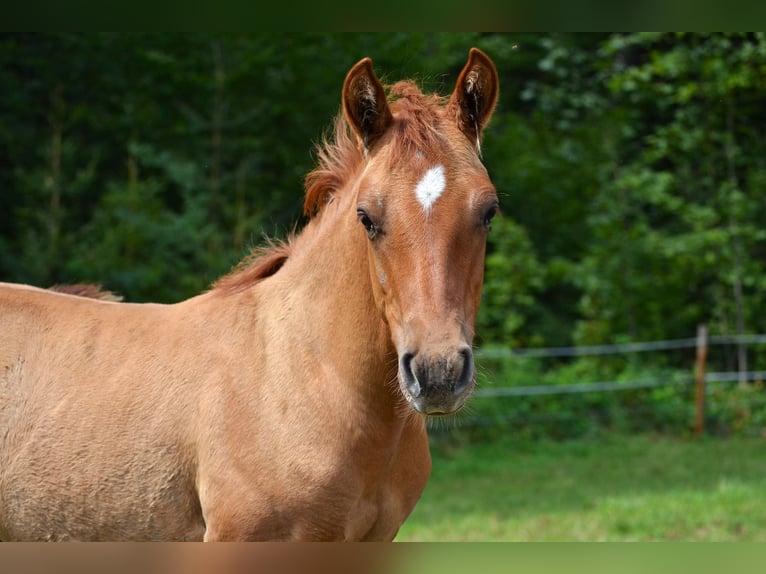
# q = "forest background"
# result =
<box><xmin>2</xmin><ymin>33</ymin><xmax>765</xmax><ymax>437</ymax></box>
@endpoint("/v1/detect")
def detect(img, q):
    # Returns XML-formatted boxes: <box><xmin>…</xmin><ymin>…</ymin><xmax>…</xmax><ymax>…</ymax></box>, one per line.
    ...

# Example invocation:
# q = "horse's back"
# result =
<box><xmin>0</xmin><ymin>282</ymin><xmax>205</xmax><ymax>540</ymax></box>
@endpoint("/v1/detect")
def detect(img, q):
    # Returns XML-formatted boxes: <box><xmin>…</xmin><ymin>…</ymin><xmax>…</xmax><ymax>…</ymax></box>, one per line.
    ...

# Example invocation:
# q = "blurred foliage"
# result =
<box><xmin>2</xmin><ymin>33</ymin><xmax>766</xmax><ymax>437</ymax></box>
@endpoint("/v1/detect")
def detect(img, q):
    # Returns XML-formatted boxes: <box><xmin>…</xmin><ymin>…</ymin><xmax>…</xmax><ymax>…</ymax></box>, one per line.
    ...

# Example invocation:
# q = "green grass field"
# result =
<box><xmin>394</xmin><ymin>433</ymin><xmax>766</xmax><ymax>541</ymax></box>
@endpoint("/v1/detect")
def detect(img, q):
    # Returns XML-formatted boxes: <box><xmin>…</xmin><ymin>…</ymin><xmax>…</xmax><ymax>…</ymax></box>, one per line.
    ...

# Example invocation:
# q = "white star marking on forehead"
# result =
<box><xmin>414</xmin><ymin>165</ymin><xmax>446</xmax><ymax>211</ymax></box>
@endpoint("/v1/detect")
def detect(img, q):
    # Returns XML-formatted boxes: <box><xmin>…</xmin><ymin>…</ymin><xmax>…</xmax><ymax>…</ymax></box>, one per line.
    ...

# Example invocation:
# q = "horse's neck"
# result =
<box><xmin>264</xmin><ymin>196</ymin><xmax>398</xmax><ymax>405</ymax></box>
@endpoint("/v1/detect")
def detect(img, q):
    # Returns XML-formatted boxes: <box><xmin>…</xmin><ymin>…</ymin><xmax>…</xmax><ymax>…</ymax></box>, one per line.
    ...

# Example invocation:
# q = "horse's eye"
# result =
<box><xmin>357</xmin><ymin>209</ymin><xmax>378</xmax><ymax>238</ymax></box>
<box><xmin>482</xmin><ymin>203</ymin><xmax>499</xmax><ymax>230</ymax></box>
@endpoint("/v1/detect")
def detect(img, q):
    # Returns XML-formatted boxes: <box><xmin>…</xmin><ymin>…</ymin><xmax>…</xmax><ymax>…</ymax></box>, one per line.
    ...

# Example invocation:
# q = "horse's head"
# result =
<box><xmin>342</xmin><ymin>48</ymin><xmax>499</xmax><ymax>415</ymax></box>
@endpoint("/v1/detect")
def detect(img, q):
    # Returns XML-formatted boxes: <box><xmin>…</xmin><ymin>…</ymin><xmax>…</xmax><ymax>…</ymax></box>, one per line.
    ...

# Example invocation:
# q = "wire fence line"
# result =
<box><xmin>476</xmin><ymin>334</ymin><xmax>766</xmax><ymax>359</ymax></box>
<box><xmin>472</xmin><ymin>332</ymin><xmax>766</xmax><ymax>400</ymax></box>
<box><xmin>474</xmin><ymin>371</ymin><xmax>766</xmax><ymax>398</ymax></box>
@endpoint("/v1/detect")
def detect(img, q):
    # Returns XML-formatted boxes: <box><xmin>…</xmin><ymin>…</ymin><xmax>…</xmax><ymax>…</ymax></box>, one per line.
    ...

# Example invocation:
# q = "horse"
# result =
<box><xmin>0</xmin><ymin>47</ymin><xmax>499</xmax><ymax>541</ymax></box>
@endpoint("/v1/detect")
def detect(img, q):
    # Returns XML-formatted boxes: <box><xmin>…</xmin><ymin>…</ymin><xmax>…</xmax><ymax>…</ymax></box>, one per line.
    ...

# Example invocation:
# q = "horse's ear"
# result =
<box><xmin>448</xmin><ymin>47</ymin><xmax>499</xmax><ymax>150</ymax></box>
<box><xmin>342</xmin><ymin>58</ymin><xmax>393</xmax><ymax>150</ymax></box>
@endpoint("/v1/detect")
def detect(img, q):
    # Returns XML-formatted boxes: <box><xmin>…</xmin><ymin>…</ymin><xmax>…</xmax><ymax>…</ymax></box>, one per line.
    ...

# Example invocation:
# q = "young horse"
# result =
<box><xmin>0</xmin><ymin>48</ymin><xmax>499</xmax><ymax>541</ymax></box>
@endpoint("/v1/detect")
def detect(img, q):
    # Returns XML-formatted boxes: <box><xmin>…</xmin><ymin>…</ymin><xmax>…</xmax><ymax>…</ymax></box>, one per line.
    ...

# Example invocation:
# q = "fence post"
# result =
<box><xmin>694</xmin><ymin>324</ymin><xmax>708</xmax><ymax>437</ymax></box>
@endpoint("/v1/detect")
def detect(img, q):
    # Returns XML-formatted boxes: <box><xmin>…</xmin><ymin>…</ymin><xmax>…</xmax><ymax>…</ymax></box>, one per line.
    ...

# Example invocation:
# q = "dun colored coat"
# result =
<box><xmin>0</xmin><ymin>48</ymin><xmax>499</xmax><ymax>541</ymax></box>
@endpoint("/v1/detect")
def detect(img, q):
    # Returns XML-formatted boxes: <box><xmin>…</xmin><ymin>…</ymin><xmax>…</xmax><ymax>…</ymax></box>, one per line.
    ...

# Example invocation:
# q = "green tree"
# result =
<box><xmin>574</xmin><ymin>33</ymin><xmax>766</xmax><ymax>346</ymax></box>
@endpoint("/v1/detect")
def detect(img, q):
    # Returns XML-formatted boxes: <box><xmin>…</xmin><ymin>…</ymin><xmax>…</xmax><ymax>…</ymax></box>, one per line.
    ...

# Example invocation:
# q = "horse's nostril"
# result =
<box><xmin>400</xmin><ymin>352</ymin><xmax>421</xmax><ymax>398</ymax></box>
<box><xmin>453</xmin><ymin>347</ymin><xmax>474</xmax><ymax>396</ymax></box>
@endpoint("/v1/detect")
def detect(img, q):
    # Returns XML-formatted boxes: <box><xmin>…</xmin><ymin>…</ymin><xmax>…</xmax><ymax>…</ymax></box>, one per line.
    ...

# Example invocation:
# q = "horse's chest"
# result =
<box><xmin>199</xmin><ymin>437</ymin><xmax>427</xmax><ymax>541</ymax></box>
<box><xmin>306</xmin><ymin>446</ymin><xmax>429</xmax><ymax>540</ymax></box>
<box><xmin>342</xmin><ymin>480</ymin><xmax>412</xmax><ymax>541</ymax></box>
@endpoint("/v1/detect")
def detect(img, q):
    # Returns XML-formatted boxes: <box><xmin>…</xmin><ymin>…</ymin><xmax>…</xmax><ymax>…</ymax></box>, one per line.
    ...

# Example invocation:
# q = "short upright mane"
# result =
<box><xmin>212</xmin><ymin>239</ymin><xmax>292</xmax><ymax>294</ymax></box>
<box><xmin>49</xmin><ymin>283</ymin><xmax>123</xmax><ymax>302</ymax></box>
<box><xmin>215</xmin><ymin>80</ymin><xmax>447</xmax><ymax>294</ymax></box>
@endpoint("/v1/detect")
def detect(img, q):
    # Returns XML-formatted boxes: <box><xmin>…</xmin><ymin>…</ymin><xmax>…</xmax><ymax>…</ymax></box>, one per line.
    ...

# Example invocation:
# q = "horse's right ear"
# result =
<box><xmin>342</xmin><ymin>58</ymin><xmax>393</xmax><ymax>151</ymax></box>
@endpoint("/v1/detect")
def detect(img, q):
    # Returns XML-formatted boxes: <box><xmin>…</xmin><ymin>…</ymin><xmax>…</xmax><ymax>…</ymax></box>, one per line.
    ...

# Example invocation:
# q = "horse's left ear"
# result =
<box><xmin>449</xmin><ymin>48</ymin><xmax>499</xmax><ymax>150</ymax></box>
<box><xmin>342</xmin><ymin>57</ymin><xmax>393</xmax><ymax>151</ymax></box>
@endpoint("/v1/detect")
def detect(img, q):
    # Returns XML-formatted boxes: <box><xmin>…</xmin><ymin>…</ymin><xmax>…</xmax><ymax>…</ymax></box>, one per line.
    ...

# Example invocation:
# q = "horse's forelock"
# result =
<box><xmin>303</xmin><ymin>80</ymin><xmax>448</xmax><ymax>219</ymax></box>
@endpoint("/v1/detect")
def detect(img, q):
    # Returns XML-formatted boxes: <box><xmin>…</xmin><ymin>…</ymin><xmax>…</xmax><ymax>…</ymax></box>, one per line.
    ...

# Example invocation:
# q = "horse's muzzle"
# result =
<box><xmin>398</xmin><ymin>347</ymin><xmax>475</xmax><ymax>415</ymax></box>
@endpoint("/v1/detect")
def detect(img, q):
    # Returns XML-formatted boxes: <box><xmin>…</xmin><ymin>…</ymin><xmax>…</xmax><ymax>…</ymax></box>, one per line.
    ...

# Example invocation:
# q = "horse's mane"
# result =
<box><xmin>49</xmin><ymin>283</ymin><xmax>123</xmax><ymax>302</ymax></box>
<box><xmin>211</xmin><ymin>238</ymin><xmax>292</xmax><ymax>293</ymax></box>
<box><xmin>213</xmin><ymin>80</ymin><xmax>446</xmax><ymax>294</ymax></box>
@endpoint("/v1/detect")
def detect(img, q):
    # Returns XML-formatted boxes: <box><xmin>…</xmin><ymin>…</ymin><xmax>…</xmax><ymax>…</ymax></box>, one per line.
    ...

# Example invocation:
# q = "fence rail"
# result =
<box><xmin>474</xmin><ymin>370</ymin><xmax>766</xmax><ymax>398</ymax></box>
<box><xmin>471</xmin><ymin>326</ymin><xmax>766</xmax><ymax>436</ymax></box>
<box><xmin>476</xmin><ymin>333</ymin><xmax>766</xmax><ymax>359</ymax></box>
